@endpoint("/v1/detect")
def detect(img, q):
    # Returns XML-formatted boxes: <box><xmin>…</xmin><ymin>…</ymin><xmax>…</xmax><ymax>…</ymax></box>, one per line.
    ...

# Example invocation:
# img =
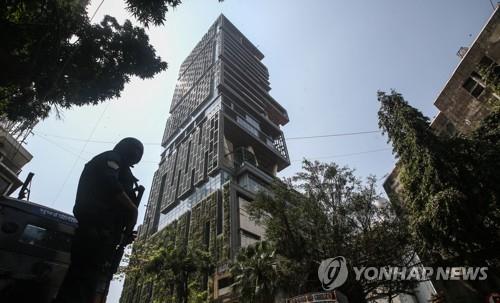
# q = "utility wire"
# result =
<box><xmin>51</xmin><ymin>102</ymin><xmax>110</xmax><ymax>206</ymax></box>
<box><xmin>35</xmin><ymin>129</ymin><xmax>382</xmax><ymax>145</ymax></box>
<box><xmin>89</xmin><ymin>0</ymin><xmax>106</xmax><ymax>20</ymax></box>
<box><xmin>290</xmin><ymin>148</ymin><xmax>391</xmax><ymax>163</ymax></box>
<box><xmin>286</xmin><ymin>130</ymin><xmax>380</xmax><ymax>140</ymax></box>
<box><xmin>35</xmin><ymin>131</ymin><xmax>163</xmax><ymax>146</ymax></box>
<box><xmin>49</xmin><ymin>1</ymin><xmax>110</xmax><ymax>206</ymax></box>
<box><xmin>33</xmin><ymin>132</ymin><xmax>159</xmax><ymax>164</ymax></box>
<box><xmin>36</xmin><ymin>133</ymin><xmax>90</xmax><ymax>161</ymax></box>
<box><xmin>33</xmin><ymin>129</ymin><xmax>387</xmax><ymax>166</ymax></box>
<box><xmin>35</xmin><ymin>131</ymin><xmax>391</xmax><ymax>166</ymax></box>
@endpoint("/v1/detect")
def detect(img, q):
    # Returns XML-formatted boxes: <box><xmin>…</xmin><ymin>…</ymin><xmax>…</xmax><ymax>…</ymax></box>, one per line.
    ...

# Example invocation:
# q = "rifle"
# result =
<box><xmin>97</xmin><ymin>181</ymin><xmax>145</xmax><ymax>303</ymax></box>
<box><xmin>112</xmin><ymin>181</ymin><xmax>144</xmax><ymax>273</ymax></box>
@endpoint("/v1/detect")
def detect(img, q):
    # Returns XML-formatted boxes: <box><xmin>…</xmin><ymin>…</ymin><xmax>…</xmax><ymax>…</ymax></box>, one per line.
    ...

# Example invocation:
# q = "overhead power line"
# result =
<box><xmin>34</xmin><ymin>131</ymin><xmax>391</xmax><ymax>166</ymax></box>
<box><xmin>286</xmin><ymin>130</ymin><xmax>380</xmax><ymax>140</ymax></box>
<box><xmin>90</xmin><ymin>0</ymin><xmax>106</xmax><ymax>20</ymax></box>
<box><xmin>290</xmin><ymin>148</ymin><xmax>391</xmax><ymax>163</ymax></box>
<box><xmin>34</xmin><ymin>129</ymin><xmax>381</xmax><ymax>145</ymax></box>
<box><xmin>35</xmin><ymin>131</ymin><xmax>162</xmax><ymax>146</ymax></box>
<box><xmin>36</xmin><ymin>133</ymin><xmax>90</xmax><ymax>161</ymax></box>
<box><xmin>49</xmin><ymin>0</ymin><xmax>110</xmax><ymax>206</ymax></box>
<box><xmin>33</xmin><ymin>132</ymin><xmax>159</xmax><ymax>164</ymax></box>
<box><xmin>51</xmin><ymin>102</ymin><xmax>110</xmax><ymax>206</ymax></box>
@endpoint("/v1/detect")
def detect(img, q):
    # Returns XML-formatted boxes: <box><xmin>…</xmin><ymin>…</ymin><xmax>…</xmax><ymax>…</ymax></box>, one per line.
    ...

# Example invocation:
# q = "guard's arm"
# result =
<box><xmin>103</xmin><ymin>153</ymin><xmax>138</xmax><ymax>231</ymax></box>
<box><xmin>114</xmin><ymin>191</ymin><xmax>138</xmax><ymax>232</ymax></box>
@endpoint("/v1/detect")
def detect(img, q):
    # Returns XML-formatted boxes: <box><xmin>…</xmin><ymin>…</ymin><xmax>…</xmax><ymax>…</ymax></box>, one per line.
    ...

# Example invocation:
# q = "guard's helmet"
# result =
<box><xmin>113</xmin><ymin>137</ymin><xmax>144</xmax><ymax>166</ymax></box>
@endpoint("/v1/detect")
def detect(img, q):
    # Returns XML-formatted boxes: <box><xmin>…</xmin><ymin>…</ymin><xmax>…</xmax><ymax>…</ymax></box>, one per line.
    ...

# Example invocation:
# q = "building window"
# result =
<box><xmin>218</xmin><ymin>277</ymin><xmax>233</xmax><ymax>290</ymax></box>
<box><xmin>204</xmin><ymin>221</ymin><xmax>211</xmax><ymax>249</ymax></box>
<box><xmin>234</xmin><ymin>147</ymin><xmax>257</xmax><ymax>167</ymax></box>
<box><xmin>445</xmin><ymin>122</ymin><xmax>457</xmax><ymax>136</ymax></box>
<box><xmin>158</xmin><ymin>173</ymin><xmax>224</xmax><ymax>231</ymax></box>
<box><xmin>479</xmin><ymin>56</ymin><xmax>495</xmax><ymax>68</ymax></box>
<box><xmin>217</xmin><ymin>277</ymin><xmax>234</xmax><ymax>297</ymax></box>
<box><xmin>216</xmin><ymin>193</ymin><xmax>223</xmax><ymax>235</ymax></box>
<box><xmin>479</xmin><ymin>55</ymin><xmax>500</xmax><ymax>75</ymax></box>
<box><xmin>478</xmin><ymin>56</ymin><xmax>500</xmax><ymax>99</ymax></box>
<box><xmin>462</xmin><ymin>72</ymin><xmax>484</xmax><ymax>98</ymax></box>
<box><xmin>156</xmin><ymin>174</ymin><xmax>168</xmax><ymax>210</ymax></box>
<box><xmin>238</xmin><ymin>173</ymin><xmax>268</xmax><ymax>194</ymax></box>
<box><xmin>240</xmin><ymin>229</ymin><xmax>261</xmax><ymax>248</ymax></box>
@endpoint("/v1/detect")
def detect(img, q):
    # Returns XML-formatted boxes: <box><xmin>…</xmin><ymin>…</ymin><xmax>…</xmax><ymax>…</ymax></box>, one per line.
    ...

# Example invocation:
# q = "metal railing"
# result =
<box><xmin>286</xmin><ymin>292</ymin><xmax>338</xmax><ymax>303</ymax></box>
<box><xmin>222</xmin><ymin>103</ymin><xmax>289</xmax><ymax>160</ymax></box>
<box><xmin>0</xmin><ymin>116</ymin><xmax>37</xmax><ymax>143</ymax></box>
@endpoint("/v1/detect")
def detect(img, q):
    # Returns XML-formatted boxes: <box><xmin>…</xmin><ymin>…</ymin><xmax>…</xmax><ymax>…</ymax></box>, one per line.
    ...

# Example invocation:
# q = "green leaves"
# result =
<box><xmin>231</xmin><ymin>241</ymin><xmax>287</xmax><ymax>303</ymax></box>
<box><xmin>122</xmin><ymin>237</ymin><xmax>214</xmax><ymax>303</ymax></box>
<box><xmin>378</xmin><ymin>90</ymin><xmax>500</xmax><ymax>266</ymax></box>
<box><xmin>125</xmin><ymin>0</ymin><xmax>182</xmax><ymax>27</ymax></box>
<box><xmin>245</xmin><ymin>161</ymin><xmax>414</xmax><ymax>302</ymax></box>
<box><xmin>0</xmin><ymin>0</ymin><xmax>168</xmax><ymax>123</ymax></box>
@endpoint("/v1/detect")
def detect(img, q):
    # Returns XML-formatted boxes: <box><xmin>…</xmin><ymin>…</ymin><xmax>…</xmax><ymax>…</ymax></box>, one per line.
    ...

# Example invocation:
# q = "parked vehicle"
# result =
<box><xmin>0</xmin><ymin>196</ymin><xmax>77</xmax><ymax>303</ymax></box>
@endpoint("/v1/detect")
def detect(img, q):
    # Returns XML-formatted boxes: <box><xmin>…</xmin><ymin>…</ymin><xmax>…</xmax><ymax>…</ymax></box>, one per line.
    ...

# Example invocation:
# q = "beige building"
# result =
<box><xmin>384</xmin><ymin>6</ymin><xmax>500</xmax><ymax>199</ymax></box>
<box><xmin>382</xmin><ymin>6</ymin><xmax>500</xmax><ymax>303</ymax></box>
<box><xmin>431</xmin><ymin>7</ymin><xmax>500</xmax><ymax>136</ymax></box>
<box><xmin>0</xmin><ymin>119</ymin><xmax>33</xmax><ymax>196</ymax></box>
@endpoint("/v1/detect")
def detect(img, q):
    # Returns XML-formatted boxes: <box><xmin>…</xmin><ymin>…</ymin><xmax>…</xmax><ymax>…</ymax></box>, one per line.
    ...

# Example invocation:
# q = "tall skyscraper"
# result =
<box><xmin>121</xmin><ymin>15</ymin><xmax>290</xmax><ymax>302</ymax></box>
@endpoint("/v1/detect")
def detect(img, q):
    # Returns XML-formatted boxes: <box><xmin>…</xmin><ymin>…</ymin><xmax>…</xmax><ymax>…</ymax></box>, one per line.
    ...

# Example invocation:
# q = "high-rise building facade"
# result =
<box><xmin>121</xmin><ymin>15</ymin><xmax>290</xmax><ymax>303</ymax></box>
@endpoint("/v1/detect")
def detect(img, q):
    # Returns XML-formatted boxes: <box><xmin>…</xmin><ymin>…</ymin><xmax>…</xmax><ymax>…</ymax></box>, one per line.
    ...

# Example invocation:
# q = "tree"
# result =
<box><xmin>144</xmin><ymin>246</ymin><xmax>208</xmax><ymax>303</ymax></box>
<box><xmin>230</xmin><ymin>241</ymin><xmax>289</xmax><ymax>303</ymax></box>
<box><xmin>125</xmin><ymin>0</ymin><xmax>223</xmax><ymax>27</ymax></box>
<box><xmin>377</xmin><ymin>90</ymin><xmax>500</xmax><ymax>266</ymax></box>
<box><xmin>246</xmin><ymin>161</ymin><xmax>417</xmax><ymax>303</ymax></box>
<box><xmin>0</xmin><ymin>0</ymin><xmax>220</xmax><ymax>123</ymax></box>
<box><xmin>121</xmin><ymin>236</ymin><xmax>213</xmax><ymax>303</ymax></box>
<box><xmin>0</xmin><ymin>0</ymin><xmax>170</xmax><ymax>123</ymax></box>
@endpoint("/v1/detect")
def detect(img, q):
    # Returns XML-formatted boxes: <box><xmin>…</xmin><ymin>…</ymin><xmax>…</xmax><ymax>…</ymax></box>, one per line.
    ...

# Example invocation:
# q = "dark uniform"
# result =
<box><xmin>55</xmin><ymin>138</ymin><xmax>143</xmax><ymax>303</ymax></box>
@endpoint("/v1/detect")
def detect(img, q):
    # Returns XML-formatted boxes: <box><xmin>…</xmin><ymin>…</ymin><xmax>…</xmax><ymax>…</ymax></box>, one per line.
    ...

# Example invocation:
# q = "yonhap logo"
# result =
<box><xmin>318</xmin><ymin>256</ymin><xmax>488</xmax><ymax>290</ymax></box>
<box><xmin>318</xmin><ymin>256</ymin><xmax>348</xmax><ymax>290</ymax></box>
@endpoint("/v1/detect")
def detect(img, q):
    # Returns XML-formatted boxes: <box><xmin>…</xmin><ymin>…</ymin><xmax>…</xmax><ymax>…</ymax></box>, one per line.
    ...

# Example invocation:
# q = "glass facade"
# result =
<box><xmin>121</xmin><ymin>14</ymin><xmax>291</xmax><ymax>303</ymax></box>
<box><xmin>238</xmin><ymin>173</ymin><xmax>269</xmax><ymax>194</ymax></box>
<box><xmin>157</xmin><ymin>172</ymin><xmax>230</xmax><ymax>230</ymax></box>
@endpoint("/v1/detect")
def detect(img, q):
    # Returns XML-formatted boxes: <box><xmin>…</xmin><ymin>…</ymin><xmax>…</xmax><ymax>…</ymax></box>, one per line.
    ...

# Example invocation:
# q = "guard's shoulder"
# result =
<box><xmin>103</xmin><ymin>151</ymin><xmax>121</xmax><ymax>170</ymax></box>
<box><xmin>88</xmin><ymin>151</ymin><xmax>121</xmax><ymax>169</ymax></box>
<box><xmin>102</xmin><ymin>150</ymin><xmax>121</xmax><ymax>162</ymax></box>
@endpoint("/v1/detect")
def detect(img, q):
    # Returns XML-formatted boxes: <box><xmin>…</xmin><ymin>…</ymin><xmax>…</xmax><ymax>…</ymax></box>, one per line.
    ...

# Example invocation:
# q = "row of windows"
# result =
<box><xmin>238</xmin><ymin>173</ymin><xmax>269</xmax><ymax>195</ymax></box>
<box><xmin>157</xmin><ymin>172</ymin><xmax>229</xmax><ymax>230</ymax></box>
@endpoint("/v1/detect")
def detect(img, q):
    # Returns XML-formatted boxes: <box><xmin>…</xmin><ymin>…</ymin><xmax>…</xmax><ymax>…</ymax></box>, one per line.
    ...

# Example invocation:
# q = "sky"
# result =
<box><xmin>14</xmin><ymin>0</ymin><xmax>495</xmax><ymax>301</ymax></box>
